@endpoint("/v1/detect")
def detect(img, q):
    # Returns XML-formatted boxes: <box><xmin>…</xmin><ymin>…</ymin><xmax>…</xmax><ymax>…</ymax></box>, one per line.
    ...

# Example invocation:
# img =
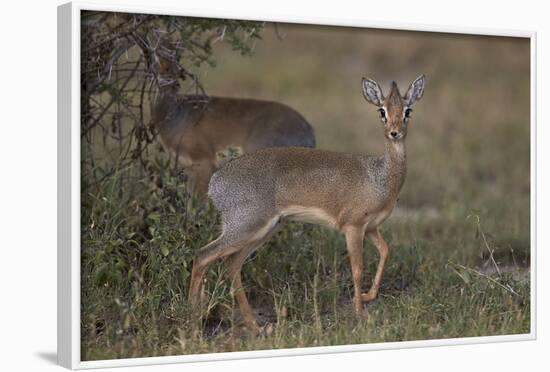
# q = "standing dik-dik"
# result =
<box><xmin>152</xmin><ymin>94</ymin><xmax>316</xmax><ymax>193</ymax></box>
<box><xmin>189</xmin><ymin>75</ymin><xmax>425</xmax><ymax>334</ymax></box>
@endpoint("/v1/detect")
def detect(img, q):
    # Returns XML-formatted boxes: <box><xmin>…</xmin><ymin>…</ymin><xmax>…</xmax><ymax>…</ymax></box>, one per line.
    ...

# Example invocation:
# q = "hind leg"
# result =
<box><xmin>188</xmin><ymin>233</ymin><xmax>246</xmax><ymax>306</ymax></box>
<box><xmin>188</xmin><ymin>214</ymin><xmax>280</xmax><ymax>334</ymax></box>
<box><xmin>225</xmin><ymin>218</ymin><xmax>281</xmax><ymax>334</ymax></box>
<box><xmin>188</xmin><ymin>233</ymin><xmax>245</xmax><ymax>338</ymax></box>
<box><xmin>226</xmin><ymin>246</ymin><xmax>261</xmax><ymax>335</ymax></box>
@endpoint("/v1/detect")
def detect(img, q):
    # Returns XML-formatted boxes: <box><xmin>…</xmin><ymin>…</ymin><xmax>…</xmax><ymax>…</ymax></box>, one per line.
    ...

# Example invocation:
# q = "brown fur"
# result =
<box><xmin>188</xmin><ymin>75</ymin><xmax>425</xmax><ymax>335</ymax></box>
<box><xmin>152</xmin><ymin>94</ymin><xmax>316</xmax><ymax>193</ymax></box>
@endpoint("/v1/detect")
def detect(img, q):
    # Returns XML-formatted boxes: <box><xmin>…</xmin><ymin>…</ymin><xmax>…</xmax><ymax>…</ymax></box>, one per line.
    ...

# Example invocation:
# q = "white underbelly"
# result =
<box><xmin>281</xmin><ymin>205</ymin><xmax>338</xmax><ymax>229</ymax></box>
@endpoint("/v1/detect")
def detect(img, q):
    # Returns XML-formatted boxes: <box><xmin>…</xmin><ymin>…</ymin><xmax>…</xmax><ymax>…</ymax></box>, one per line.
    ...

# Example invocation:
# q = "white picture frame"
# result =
<box><xmin>58</xmin><ymin>1</ymin><xmax>537</xmax><ymax>369</ymax></box>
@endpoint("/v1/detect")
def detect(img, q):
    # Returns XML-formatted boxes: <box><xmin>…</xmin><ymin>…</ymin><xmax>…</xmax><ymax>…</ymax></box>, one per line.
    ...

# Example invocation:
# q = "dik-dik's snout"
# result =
<box><xmin>389</xmin><ymin>130</ymin><xmax>404</xmax><ymax>140</ymax></box>
<box><xmin>386</xmin><ymin>130</ymin><xmax>405</xmax><ymax>141</ymax></box>
<box><xmin>385</xmin><ymin>119</ymin><xmax>407</xmax><ymax>141</ymax></box>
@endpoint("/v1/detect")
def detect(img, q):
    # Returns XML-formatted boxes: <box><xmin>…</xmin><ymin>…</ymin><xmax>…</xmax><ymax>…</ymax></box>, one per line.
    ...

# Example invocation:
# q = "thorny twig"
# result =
<box><xmin>81</xmin><ymin>11</ymin><xmax>263</xmax><ymax>191</ymax></box>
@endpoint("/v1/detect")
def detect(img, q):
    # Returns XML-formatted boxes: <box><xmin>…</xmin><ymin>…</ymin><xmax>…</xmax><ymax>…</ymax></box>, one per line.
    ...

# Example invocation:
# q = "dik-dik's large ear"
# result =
<box><xmin>404</xmin><ymin>75</ymin><xmax>425</xmax><ymax>106</ymax></box>
<box><xmin>361</xmin><ymin>78</ymin><xmax>384</xmax><ymax>107</ymax></box>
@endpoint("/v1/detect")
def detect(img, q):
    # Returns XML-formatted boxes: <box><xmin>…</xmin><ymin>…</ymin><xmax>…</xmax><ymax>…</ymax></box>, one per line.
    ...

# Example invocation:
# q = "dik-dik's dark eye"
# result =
<box><xmin>378</xmin><ymin>108</ymin><xmax>387</xmax><ymax>122</ymax></box>
<box><xmin>404</xmin><ymin>108</ymin><xmax>413</xmax><ymax>119</ymax></box>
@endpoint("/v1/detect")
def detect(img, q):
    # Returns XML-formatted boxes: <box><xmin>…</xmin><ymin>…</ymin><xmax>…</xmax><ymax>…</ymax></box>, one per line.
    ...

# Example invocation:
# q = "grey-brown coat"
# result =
<box><xmin>188</xmin><ymin>75</ymin><xmax>426</xmax><ymax>335</ymax></box>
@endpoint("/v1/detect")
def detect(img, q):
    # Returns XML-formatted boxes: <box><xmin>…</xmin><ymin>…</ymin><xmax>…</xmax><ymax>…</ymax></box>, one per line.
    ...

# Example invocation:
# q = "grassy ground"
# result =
<box><xmin>80</xmin><ymin>23</ymin><xmax>531</xmax><ymax>360</ymax></box>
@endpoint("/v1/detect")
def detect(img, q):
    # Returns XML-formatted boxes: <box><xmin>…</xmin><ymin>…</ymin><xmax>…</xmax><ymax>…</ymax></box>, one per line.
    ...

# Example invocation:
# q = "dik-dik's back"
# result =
<box><xmin>152</xmin><ymin>95</ymin><xmax>316</xmax><ymax>192</ymax></box>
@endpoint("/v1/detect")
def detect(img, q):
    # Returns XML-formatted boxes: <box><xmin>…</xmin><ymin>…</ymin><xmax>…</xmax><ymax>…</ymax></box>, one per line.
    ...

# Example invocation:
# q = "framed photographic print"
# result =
<box><xmin>58</xmin><ymin>1</ymin><xmax>536</xmax><ymax>369</ymax></box>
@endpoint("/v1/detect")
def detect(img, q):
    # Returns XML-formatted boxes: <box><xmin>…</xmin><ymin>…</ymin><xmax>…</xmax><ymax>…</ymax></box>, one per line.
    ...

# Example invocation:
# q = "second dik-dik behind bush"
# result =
<box><xmin>189</xmin><ymin>75</ymin><xmax>426</xmax><ymax>335</ymax></box>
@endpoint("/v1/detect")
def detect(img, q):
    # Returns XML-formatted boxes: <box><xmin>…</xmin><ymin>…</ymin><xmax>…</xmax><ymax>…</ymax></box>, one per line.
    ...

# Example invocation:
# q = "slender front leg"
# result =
<box><xmin>344</xmin><ymin>226</ymin><xmax>365</xmax><ymax>314</ymax></box>
<box><xmin>362</xmin><ymin>229</ymin><xmax>389</xmax><ymax>303</ymax></box>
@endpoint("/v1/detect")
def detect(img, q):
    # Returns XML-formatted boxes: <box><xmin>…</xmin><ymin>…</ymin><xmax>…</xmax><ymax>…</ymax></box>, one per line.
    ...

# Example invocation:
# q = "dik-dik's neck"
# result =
<box><xmin>382</xmin><ymin>139</ymin><xmax>407</xmax><ymax>193</ymax></box>
<box><xmin>385</xmin><ymin>138</ymin><xmax>406</xmax><ymax>164</ymax></box>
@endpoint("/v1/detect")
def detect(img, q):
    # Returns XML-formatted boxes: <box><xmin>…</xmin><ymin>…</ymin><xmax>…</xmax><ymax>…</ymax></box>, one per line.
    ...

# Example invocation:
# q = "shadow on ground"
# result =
<box><xmin>36</xmin><ymin>351</ymin><xmax>57</xmax><ymax>366</ymax></box>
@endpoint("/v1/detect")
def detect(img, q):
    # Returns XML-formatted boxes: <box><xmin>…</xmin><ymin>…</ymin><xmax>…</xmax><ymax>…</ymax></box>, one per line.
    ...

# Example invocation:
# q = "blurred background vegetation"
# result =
<box><xmin>81</xmin><ymin>13</ymin><xmax>530</xmax><ymax>360</ymax></box>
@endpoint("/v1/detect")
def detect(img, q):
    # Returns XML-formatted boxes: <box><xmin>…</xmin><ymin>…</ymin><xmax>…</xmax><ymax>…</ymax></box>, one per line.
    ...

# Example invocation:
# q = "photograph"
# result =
<box><xmin>78</xmin><ymin>9</ymin><xmax>531</xmax><ymax>361</ymax></box>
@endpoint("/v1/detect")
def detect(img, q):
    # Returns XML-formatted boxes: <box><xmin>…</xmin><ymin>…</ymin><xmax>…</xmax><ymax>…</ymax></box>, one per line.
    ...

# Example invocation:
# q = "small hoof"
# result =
<box><xmin>243</xmin><ymin>320</ymin><xmax>261</xmax><ymax>336</ymax></box>
<box><xmin>246</xmin><ymin>326</ymin><xmax>261</xmax><ymax>337</ymax></box>
<box><xmin>361</xmin><ymin>290</ymin><xmax>378</xmax><ymax>303</ymax></box>
<box><xmin>353</xmin><ymin>303</ymin><xmax>369</xmax><ymax>318</ymax></box>
<box><xmin>262</xmin><ymin>323</ymin><xmax>274</xmax><ymax>337</ymax></box>
<box><xmin>190</xmin><ymin>325</ymin><xmax>202</xmax><ymax>340</ymax></box>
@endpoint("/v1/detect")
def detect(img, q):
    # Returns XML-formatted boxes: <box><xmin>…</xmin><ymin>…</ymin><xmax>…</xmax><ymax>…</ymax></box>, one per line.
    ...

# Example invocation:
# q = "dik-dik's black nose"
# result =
<box><xmin>390</xmin><ymin>131</ymin><xmax>399</xmax><ymax>138</ymax></box>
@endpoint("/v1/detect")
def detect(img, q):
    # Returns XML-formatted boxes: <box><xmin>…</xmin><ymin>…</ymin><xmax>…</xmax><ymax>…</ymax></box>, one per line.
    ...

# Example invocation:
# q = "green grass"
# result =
<box><xmin>80</xmin><ymin>23</ymin><xmax>530</xmax><ymax>360</ymax></box>
<box><xmin>80</xmin><ymin>160</ymin><xmax>529</xmax><ymax>360</ymax></box>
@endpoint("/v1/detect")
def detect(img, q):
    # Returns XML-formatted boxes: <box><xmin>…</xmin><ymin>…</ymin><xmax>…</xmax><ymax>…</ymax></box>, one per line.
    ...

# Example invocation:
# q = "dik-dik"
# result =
<box><xmin>188</xmin><ymin>75</ymin><xmax>425</xmax><ymax>334</ymax></box>
<box><xmin>152</xmin><ymin>94</ymin><xmax>316</xmax><ymax>193</ymax></box>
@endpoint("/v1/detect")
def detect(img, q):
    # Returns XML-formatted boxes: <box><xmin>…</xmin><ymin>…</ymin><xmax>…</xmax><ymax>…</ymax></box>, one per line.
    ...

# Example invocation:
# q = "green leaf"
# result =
<box><xmin>147</xmin><ymin>212</ymin><xmax>161</xmax><ymax>222</ymax></box>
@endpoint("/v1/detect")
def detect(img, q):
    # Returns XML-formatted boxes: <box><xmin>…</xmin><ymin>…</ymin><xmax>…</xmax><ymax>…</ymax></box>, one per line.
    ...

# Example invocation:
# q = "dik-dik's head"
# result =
<box><xmin>361</xmin><ymin>75</ymin><xmax>425</xmax><ymax>141</ymax></box>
